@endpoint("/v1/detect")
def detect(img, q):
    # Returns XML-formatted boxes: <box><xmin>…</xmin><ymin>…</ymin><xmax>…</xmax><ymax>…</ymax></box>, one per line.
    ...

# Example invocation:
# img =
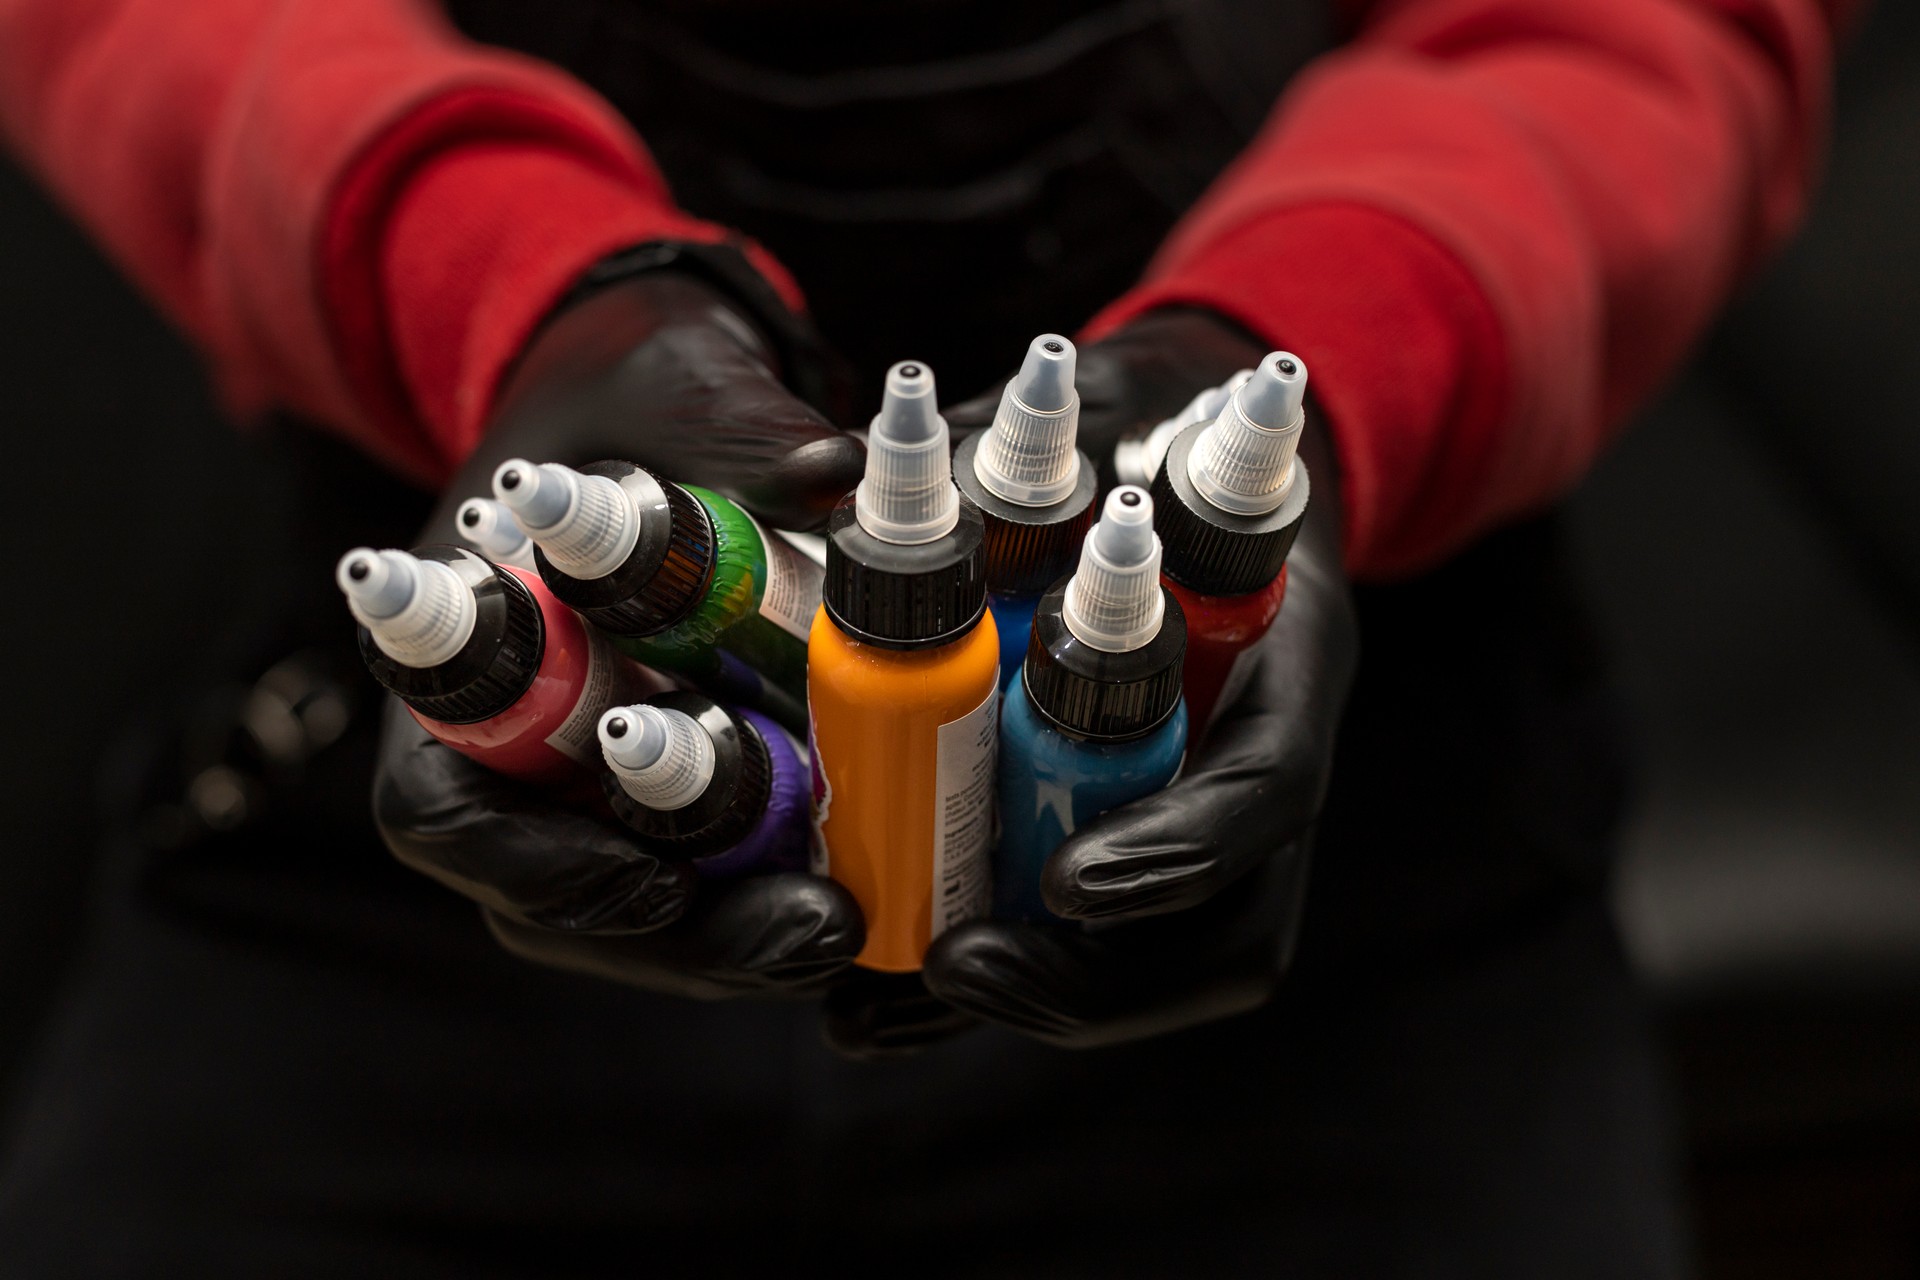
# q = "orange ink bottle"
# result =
<box><xmin>808</xmin><ymin>361</ymin><xmax>1000</xmax><ymax>972</ymax></box>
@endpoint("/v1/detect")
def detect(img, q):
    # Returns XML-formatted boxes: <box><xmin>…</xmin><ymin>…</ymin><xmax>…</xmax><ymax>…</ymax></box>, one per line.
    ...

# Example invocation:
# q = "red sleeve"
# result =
<box><xmin>0</xmin><ymin>0</ymin><xmax>797</xmax><ymax>484</ymax></box>
<box><xmin>1086</xmin><ymin>0</ymin><xmax>1856</xmax><ymax>579</ymax></box>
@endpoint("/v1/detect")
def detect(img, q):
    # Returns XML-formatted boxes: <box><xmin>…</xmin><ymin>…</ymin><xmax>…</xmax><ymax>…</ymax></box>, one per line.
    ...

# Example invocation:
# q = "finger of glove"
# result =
<box><xmin>484</xmin><ymin>872</ymin><xmax>865</xmax><ymax>1000</ymax></box>
<box><xmin>440</xmin><ymin>320</ymin><xmax>864</xmax><ymax>538</ymax></box>
<box><xmin>1042</xmin><ymin>536</ymin><xmax>1356</xmax><ymax>922</ymax></box>
<box><xmin>1073</xmin><ymin>313</ymin><xmax>1271</xmax><ymax>474</ymax></box>
<box><xmin>822</xmin><ymin>970</ymin><xmax>978</xmax><ymax>1062</ymax></box>
<box><xmin>925</xmin><ymin>850</ymin><xmax>1309</xmax><ymax>1049</ymax></box>
<box><xmin>372</xmin><ymin>699</ymin><xmax>696</xmax><ymax>934</ymax></box>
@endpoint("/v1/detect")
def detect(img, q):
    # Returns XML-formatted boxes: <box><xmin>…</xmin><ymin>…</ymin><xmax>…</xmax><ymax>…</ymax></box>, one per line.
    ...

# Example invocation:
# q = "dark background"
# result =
<box><xmin>1</xmin><ymin>5</ymin><xmax>1916</xmax><ymax>1274</ymax></box>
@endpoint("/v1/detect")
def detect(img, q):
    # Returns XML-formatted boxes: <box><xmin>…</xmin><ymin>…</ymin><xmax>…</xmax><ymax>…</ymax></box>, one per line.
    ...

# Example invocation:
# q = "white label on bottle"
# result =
<box><xmin>775</xmin><ymin>528</ymin><xmax>828</xmax><ymax>568</ymax></box>
<box><xmin>932</xmin><ymin>685</ymin><xmax>998</xmax><ymax>939</ymax></box>
<box><xmin>1208</xmin><ymin>643</ymin><xmax>1265</xmax><ymax>735</ymax></box>
<box><xmin>543</xmin><ymin>626</ymin><xmax>637</xmax><ymax>764</ymax></box>
<box><xmin>742</xmin><ymin>511</ymin><xmax>824</xmax><ymax>642</ymax></box>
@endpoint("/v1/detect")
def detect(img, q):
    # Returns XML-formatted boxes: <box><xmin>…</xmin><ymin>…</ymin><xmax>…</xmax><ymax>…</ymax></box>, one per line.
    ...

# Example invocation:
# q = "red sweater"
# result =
<box><xmin>0</xmin><ymin>0</ymin><xmax>1852</xmax><ymax>578</ymax></box>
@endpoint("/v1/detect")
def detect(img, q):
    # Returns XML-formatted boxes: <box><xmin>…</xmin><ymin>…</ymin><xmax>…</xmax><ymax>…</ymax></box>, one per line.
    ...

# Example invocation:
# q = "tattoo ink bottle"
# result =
<box><xmin>337</xmin><ymin>545</ymin><xmax>661</xmax><ymax>786</ymax></box>
<box><xmin>455</xmin><ymin>496</ymin><xmax>537</xmax><ymax>571</ymax></box>
<box><xmin>808</xmin><ymin>361</ymin><xmax>1000</xmax><ymax>972</ymax></box>
<box><xmin>492</xmin><ymin>458</ymin><xmax>822</xmax><ymax>735</ymax></box>
<box><xmin>995</xmin><ymin>486</ymin><xmax>1188</xmax><ymax>921</ymax></box>
<box><xmin>1150</xmin><ymin>352</ymin><xmax>1311</xmax><ymax>742</ymax></box>
<box><xmin>596</xmin><ymin>692</ymin><xmax>808</xmax><ymax>878</ymax></box>
<box><xmin>952</xmin><ymin>334</ymin><xmax>1098</xmax><ymax>688</ymax></box>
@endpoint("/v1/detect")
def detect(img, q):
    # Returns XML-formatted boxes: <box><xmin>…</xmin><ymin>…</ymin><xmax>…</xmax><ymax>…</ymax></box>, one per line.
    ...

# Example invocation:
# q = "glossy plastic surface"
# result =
<box><xmin>417</xmin><ymin>566</ymin><xmax>662</xmax><ymax>786</ymax></box>
<box><xmin>993</xmin><ymin>675</ymin><xmax>1188</xmax><ymax>921</ymax></box>
<box><xmin>696</xmin><ymin>708</ymin><xmax>811</xmax><ymax>878</ymax></box>
<box><xmin>1166</xmin><ymin>566</ymin><xmax>1287</xmax><ymax>745</ymax></box>
<box><xmin>617</xmin><ymin>486</ymin><xmax>815</xmax><ymax>734</ymax></box>
<box><xmin>808</xmin><ymin>605</ymin><xmax>1000</xmax><ymax>972</ymax></box>
<box><xmin>987</xmin><ymin>590</ymin><xmax>1040</xmax><ymax>690</ymax></box>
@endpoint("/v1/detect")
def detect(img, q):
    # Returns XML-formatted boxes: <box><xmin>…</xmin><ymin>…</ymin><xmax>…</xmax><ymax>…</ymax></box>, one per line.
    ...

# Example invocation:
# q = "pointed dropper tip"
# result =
<box><xmin>598</xmin><ymin>705</ymin><xmax>669</xmax><ymax>773</ymax></box>
<box><xmin>1063</xmin><ymin>485</ymin><xmax>1163</xmax><ymax>653</ymax></box>
<box><xmin>1091</xmin><ymin>485</ymin><xmax>1155</xmax><ymax>564</ymax></box>
<box><xmin>1012</xmin><ymin>334</ymin><xmax>1076</xmax><ymax>413</ymax></box>
<box><xmin>875</xmin><ymin>361</ymin><xmax>942</xmax><ymax>444</ymax></box>
<box><xmin>335</xmin><ymin>547</ymin><xmax>415</xmax><ymax>619</ymax></box>
<box><xmin>856</xmin><ymin>360</ymin><xmax>960</xmax><ymax>544</ymax></box>
<box><xmin>1238</xmin><ymin>351</ymin><xmax>1308</xmax><ymax>430</ymax></box>
<box><xmin>491</xmin><ymin>458</ymin><xmax>574</xmax><ymax>530</ymax></box>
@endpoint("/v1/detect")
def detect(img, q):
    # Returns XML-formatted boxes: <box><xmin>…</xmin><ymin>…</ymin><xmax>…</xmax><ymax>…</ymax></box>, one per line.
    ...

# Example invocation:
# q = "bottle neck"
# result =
<box><xmin>532</xmin><ymin>461</ymin><xmax>717</xmax><ymax>637</ymax></box>
<box><xmin>1020</xmin><ymin>584</ymin><xmax>1186</xmax><ymax>742</ymax></box>
<box><xmin>1150</xmin><ymin>422</ymin><xmax>1311</xmax><ymax>597</ymax></box>
<box><xmin>358</xmin><ymin>548</ymin><xmax>545</xmax><ymax>726</ymax></box>
<box><xmin>952</xmin><ymin>432</ymin><xmax>1099</xmax><ymax>596</ymax></box>
<box><xmin>822</xmin><ymin>493</ymin><xmax>989</xmax><ymax>650</ymax></box>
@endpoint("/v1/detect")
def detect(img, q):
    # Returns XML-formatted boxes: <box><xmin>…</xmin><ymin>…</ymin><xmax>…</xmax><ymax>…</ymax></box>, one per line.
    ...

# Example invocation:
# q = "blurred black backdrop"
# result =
<box><xmin>1</xmin><ymin>4</ymin><xmax>1916</xmax><ymax>1274</ymax></box>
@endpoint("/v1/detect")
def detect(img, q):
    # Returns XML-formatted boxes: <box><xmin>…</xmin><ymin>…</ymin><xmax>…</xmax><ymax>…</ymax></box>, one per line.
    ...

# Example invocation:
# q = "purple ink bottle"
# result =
<box><xmin>595</xmin><ymin>692</ymin><xmax>809</xmax><ymax>877</ymax></box>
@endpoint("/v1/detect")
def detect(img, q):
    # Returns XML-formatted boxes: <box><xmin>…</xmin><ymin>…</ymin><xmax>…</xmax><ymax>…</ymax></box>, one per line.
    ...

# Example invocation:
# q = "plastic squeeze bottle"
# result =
<box><xmin>1149</xmin><ymin>352</ymin><xmax>1311</xmax><ymax>742</ymax></box>
<box><xmin>454</xmin><ymin>496</ymin><xmax>537</xmax><ymax>570</ymax></box>
<box><xmin>596</xmin><ymin>692</ymin><xmax>809</xmax><ymax>877</ymax></box>
<box><xmin>995</xmin><ymin>486</ymin><xmax>1188</xmax><ymax>921</ymax></box>
<box><xmin>951</xmin><ymin>334</ymin><xmax>1098</xmax><ymax>686</ymax></box>
<box><xmin>492</xmin><ymin>458</ymin><xmax>821</xmax><ymax>735</ymax></box>
<box><xmin>807</xmin><ymin>361</ymin><xmax>1000</xmax><ymax>972</ymax></box>
<box><xmin>337</xmin><ymin>545</ymin><xmax>663</xmax><ymax>786</ymax></box>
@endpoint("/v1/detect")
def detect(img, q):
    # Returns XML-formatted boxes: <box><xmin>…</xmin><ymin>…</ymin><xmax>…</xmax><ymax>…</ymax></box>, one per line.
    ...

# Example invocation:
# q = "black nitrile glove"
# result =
<box><xmin>372</xmin><ymin>247</ymin><xmax>869</xmax><ymax>1000</ymax></box>
<box><xmin>918</xmin><ymin>310</ymin><xmax>1359</xmax><ymax>1047</ymax></box>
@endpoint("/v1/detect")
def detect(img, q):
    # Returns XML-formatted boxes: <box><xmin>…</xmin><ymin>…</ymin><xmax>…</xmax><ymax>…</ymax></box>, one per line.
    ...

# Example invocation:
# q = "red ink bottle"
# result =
<box><xmin>1148</xmin><ymin>352</ymin><xmax>1312</xmax><ymax>741</ymax></box>
<box><xmin>338</xmin><ymin>545</ymin><xmax>661</xmax><ymax>786</ymax></box>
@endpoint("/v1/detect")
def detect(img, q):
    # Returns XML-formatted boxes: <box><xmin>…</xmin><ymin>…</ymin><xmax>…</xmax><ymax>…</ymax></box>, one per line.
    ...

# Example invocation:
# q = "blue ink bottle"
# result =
<box><xmin>995</xmin><ymin>485</ymin><xmax>1188</xmax><ymax>921</ymax></box>
<box><xmin>953</xmin><ymin>334</ymin><xmax>1098</xmax><ymax>688</ymax></box>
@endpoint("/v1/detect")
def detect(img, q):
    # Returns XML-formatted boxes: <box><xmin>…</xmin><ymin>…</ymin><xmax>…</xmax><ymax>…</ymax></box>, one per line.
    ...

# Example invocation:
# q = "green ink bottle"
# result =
<box><xmin>493</xmin><ymin>458</ymin><xmax>820</xmax><ymax>734</ymax></box>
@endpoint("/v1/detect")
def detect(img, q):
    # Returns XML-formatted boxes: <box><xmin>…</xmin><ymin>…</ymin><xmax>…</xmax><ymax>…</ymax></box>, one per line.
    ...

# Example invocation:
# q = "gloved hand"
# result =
<box><xmin>373</xmin><ymin>247</ymin><xmax>870</xmax><ymax>999</ymax></box>
<box><xmin>918</xmin><ymin>310</ymin><xmax>1360</xmax><ymax>1047</ymax></box>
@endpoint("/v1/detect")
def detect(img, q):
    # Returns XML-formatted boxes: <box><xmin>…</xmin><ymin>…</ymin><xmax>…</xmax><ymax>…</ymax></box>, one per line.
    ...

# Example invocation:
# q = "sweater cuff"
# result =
<box><xmin>323</xmin><ymin>86</ymin><xmax>802</xmax><ymax>484</ymax></box>
<box><xmin>1085</xmin><ymin>203</ymin><xmax>1510</xmax><ymax>580</ymax></box>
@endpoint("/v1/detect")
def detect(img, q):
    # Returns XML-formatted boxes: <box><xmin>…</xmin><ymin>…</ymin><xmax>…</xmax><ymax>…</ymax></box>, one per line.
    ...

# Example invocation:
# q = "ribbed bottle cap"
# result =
<box><xmin>493</xmin><ymin>460</ymin><xmax>639</xmax><ymax>580</ymax></box>
<box><xmin>598</xmin><ymin>704</ymin><xmax>715</xmax><ymax>811</ymax></box>
<box><xmin>456</xmin><ymin>497</ymin><xmax>534</xmax><ymax>567</ymax></box>
<box><xmin>824</xmin><ymin>493</ymin><xmax>987</xmax><ymax>650</ymax></box>
<box><xmin>952</xmin><ymin>431</ymin><xmax>1096</xmax><ymax>597</ymax></box>
<box><xmin>512</xmin><ymin>461</ymin><xmax>716</xmax><ymax>639</ymax></box>
<box><xmin>854</xmin><ymin>362</ymin><xmax>961</xmax><ymax>545</ymax></box>
<box><xmin>974</xmin><ymin>334</ymin><xmax>1082</xmax><ymax>506</ymax></box>
<box><xmin>1186</xmin><ymin>352</ymin><xmax>1306</xmax><ymax>516</ymax></box>
<box><xmin>1063</xmin><ymin>487</ymin><xmax>1165</xmax><ymax>653</ymax></box>
<box><xmin>347</xmin><ymin>545</ymin><xmax>544</xmax><ymax>725</ymax></box>
<box><xmin>1022</xmin><ymin>581</ymin><xmax>1186</xmax><ymax>743</ymax></box>
<box><xmin>337</xmin><ymin>547</ymin><xmax>477</xmax><ymax>668</ymax></box>
<box><xmin>597</xmin><ymin>692</ymin><xmax>772</xmax><ymax>859</ymax></box>
<box><xmin>1151</xmin><ymin>416</ymin><xmax>1311</xmax><ymax>598</ymax></box>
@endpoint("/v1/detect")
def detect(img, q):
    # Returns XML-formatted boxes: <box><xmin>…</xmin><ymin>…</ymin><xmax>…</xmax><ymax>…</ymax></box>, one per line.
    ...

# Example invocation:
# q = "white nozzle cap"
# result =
<box><xmin>336</xmin><ymin>548</ymin><xmax>478</xmax><ymax>669</ymax></box>
<box><xmin>1186</xmin><ymin>352</ymin><xmax>1307</xmax><ymax>516</ymax></box>
<box><xmin>1113</xmin><ymin>369</ymin><xmax>1252</xmax><ymax>487</ymax></box>
<box><xmin>974</xmin><ymin>334</ymin><xmax>1081</xmax><ymax>506</ymax></box>
<box><xmin>455</xmin><ymin>497</ymin><xmax>535</xmax><ymax>568</ymax></box>
<box><xmin>492</xmin><ymin>459</ymin><xmax>639</xmax><ymax>580</ymax></box>
<box><xmin>854</xmin><ymin>361</ymin><xmax>961</xmax><ymax>545</ymax></box>
<box><xmin>1063</xmin><ymin>486</ymin><xmax>1165</xmax><ymax>653</ymax></box>
<box><xmin>597</xmin><ymin>704</ymin><xmax>715</xmax><ymax>811</ymax></box>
